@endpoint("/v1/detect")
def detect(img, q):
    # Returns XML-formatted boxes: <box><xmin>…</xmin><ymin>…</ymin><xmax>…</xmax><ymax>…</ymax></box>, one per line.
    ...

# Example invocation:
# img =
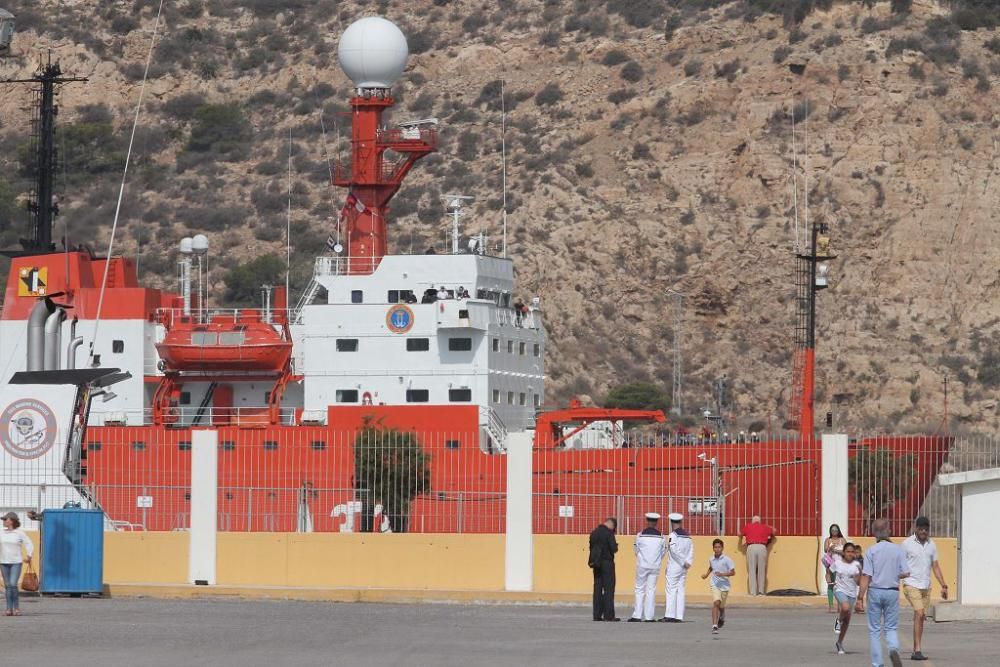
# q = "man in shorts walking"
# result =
<box><xmin>701</xmin><ymin>538</ymin><xmax>735</xmax><ymax>634</ymax></box>
<box><xmin>901</xmin><ymin>517</ymin><xmax>948</xmax><ymax>661</ymax></box>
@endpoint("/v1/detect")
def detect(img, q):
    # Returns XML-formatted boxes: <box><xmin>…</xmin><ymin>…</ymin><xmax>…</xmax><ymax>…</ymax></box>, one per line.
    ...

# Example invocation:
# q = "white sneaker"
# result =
<box><xmin>711</xmin><ymin>625</ymin><xmax>719</xmax><ymax>634</ymax></box>
<box><xmin>835</xmin><ymin>641</ymin><xmax>845</xmax><ymax>655</ymax></box>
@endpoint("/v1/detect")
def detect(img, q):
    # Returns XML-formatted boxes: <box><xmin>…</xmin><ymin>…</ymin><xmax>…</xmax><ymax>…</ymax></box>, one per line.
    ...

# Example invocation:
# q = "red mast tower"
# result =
<box><xmin>334</xmin><ymin>17</ymin><xmax>437</xmax><ymax>274</ymax></box>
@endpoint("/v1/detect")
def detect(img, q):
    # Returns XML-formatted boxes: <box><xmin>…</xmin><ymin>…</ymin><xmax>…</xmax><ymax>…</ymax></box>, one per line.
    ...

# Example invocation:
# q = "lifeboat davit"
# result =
<box><xmin>156</xmin><ymin>310</ymin><xmax>292</xmax><ymax>373</ymax></box>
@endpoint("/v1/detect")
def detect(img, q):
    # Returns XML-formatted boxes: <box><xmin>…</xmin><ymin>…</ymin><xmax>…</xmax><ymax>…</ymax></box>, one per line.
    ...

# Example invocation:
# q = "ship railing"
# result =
<box><xmin>154</xmin><ymin>307</ymin><xmax>292</xmax><ymax>329</ymax></box>
<box><xmin>313</xmin><ymin>255</ymin><xmax>348</xmax><ymax>277</ymax></box>
<box><xmin>89</xmin><ymin>407</ymin><xmax>297</xmax><ymax>427</ymax></box>
<box><xmin>493</xmin><ymin>307</ymin><xmax>541</xmax><ymax>330</ymax></box>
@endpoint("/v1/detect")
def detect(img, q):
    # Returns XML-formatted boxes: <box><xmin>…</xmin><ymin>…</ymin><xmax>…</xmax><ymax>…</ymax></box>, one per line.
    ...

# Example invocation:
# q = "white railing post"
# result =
<box><xmin>505</xmin><ymin>431</ymin><xmax>533</xmax><ymax>591</ymax></box>
<box><xmin>189</xmin><ymin>429</ymin><xmax>218</xmax><ymax>585</ymax></box>
<box><xmin>821</xmin><ymin>433</ymin><xmax>849</xmax><ymax>591</ymax></box>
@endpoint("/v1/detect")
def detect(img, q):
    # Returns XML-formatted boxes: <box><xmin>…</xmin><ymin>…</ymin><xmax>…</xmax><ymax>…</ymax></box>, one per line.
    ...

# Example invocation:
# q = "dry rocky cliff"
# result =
<box><xmin>1</xmin><ymin>0</ymin><xmax>998</xmax><ymax>434</ymax></box>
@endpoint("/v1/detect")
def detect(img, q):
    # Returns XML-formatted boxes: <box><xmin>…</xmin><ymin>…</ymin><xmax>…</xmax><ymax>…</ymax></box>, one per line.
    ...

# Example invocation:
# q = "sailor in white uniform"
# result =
<box><xmin>661</xmin><ymin>512</ymin><xmax>694</xmax><ymax>622</ymax></box>
<box><xmin>629</xmin><ymin>512</ymin><xmax>666</xmax><ymax>622</ymax></box>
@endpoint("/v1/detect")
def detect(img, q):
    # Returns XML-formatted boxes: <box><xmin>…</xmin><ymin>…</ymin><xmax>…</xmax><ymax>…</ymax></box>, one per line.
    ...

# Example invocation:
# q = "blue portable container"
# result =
<box><xmin>40</xmin><ymin>508</ymin><xmax>104</xmax><ymax>595</ymax></box>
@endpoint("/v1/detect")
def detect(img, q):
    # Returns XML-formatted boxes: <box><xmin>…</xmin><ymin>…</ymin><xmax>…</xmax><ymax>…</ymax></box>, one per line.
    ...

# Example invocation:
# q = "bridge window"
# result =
<box><xmin>336</xmin><ymin>339</ymin><xmax>359</xmax><ymax>352</ymax></box>
<box><xmin>492</xmin><ymin>338</ymin><xmax>499</xmax><ymax>352</ymax></box>
<box><xmin>519</xmin><ymin>393</ymin><xmax>526</xmax><ymax>406</ymax></box>
<box><xmin>507</xmin><ymin>340</ymin><xmax>513</xmax><ymax>354</ymax></box>
<box><xmin>449</xmin><ymin>388</ymin><xmax>472</xmax><ymax>402</ymax></box>
<box><xmin>351</xmin><ymin>290</ymin><xmax>363</xmax><ymax>304</ymax></box>
<box><xmin>112</xmin><ymin>340</ymin><xmax>124</xmax><ymax>353</ymax></box>
<box><xmin>534</xmin><ymin>394</ymin><xmax>541</xmax><ymax>408</ymax></box>
<box><xmin>406</xmin><ymin>338</ymin><xmax>430</xmax><ymax>351</ymax></box>
<box><xmin>493</xmin><ymin>389</ymin><xmax>500</xmax><ymax>404</ymax></box>
<box><xmin>406</xmin><ymin>389</ymin><xmax>429</xmax><ymax>403</ymax></box>
<box><xmin>519</xmin><ymin>342</ymin><xmax>526</xmax><ymax>355</ymax></box>
<box><xmin>179</xmin><ymin>392</ymin><xmax>191</xmax><ymax>405</ymax></box>
<box><xmin>336</xmin><ymin>389</ymin><xmax>359</xmax><ymax>403</ymax></box>
<box><xmin>449</xmin><ymin>337</ymin><xmax>472</xmax><ymax>352</ymax></box>
<box><xmin>534</xmin><ymin>343</ymin><xmax>540</xmax><ymax>357</ymax></box>
<box><xmin>507</xmin><ymin>391</ymin><xmax>514</xmax><ymax>405</ymax></box>
<box><xmin>388</xmin><ymin>289</ymin><xmax>399</xmax><ymax>303</ymax></box>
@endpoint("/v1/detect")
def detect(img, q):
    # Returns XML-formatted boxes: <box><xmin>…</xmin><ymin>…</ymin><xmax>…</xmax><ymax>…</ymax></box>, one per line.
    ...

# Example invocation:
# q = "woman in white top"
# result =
<box><xmin>1</xmin><ymin>511</ymin><xmax>34</xmax><ymax>616</ymax></box>
<box><xmin>823</xmin><ymin>523</ymin><xmax>847</xmax><ymax>612</ymax></box>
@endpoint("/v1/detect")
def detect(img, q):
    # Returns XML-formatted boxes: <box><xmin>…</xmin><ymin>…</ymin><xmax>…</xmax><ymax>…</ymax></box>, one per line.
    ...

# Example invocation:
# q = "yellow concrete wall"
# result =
<box><xmin>90</xmin><ymin>532</ymin><xmax>957</xmax><ymax>596</ymax></box>
<box><xmin>216</xmin><ymin>533</ymin><xmax>505</xmax><ymax>590</ymax></box>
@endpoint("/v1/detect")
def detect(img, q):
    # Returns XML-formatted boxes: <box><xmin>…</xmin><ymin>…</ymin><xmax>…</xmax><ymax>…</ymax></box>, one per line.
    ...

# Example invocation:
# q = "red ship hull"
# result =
<box><xmin>81</xmin><ymin>406</ymin><xmax>951</xmax><ymax>536</ymax></box>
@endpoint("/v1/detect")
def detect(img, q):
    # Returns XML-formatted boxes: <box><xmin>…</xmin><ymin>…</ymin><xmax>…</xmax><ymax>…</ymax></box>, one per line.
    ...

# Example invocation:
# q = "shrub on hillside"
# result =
<box><xmin>534</xmin><ymin>83</ymin><xmax>563</xmax><ymax>107</ymax></box>
<box><xmin>607</xmin><ymin>88</ymin><xmax>637</xmax><ymax>105</ymax></box>
<box><xmin>186</xmin><ymin>103</ymin><xmax>251</xmax><ymax>160</ymax></box>
<box><xmin>683</xmin><ymin>58</ymin><xmax>702</xmax><ymax>77</ymax></box>
<box><xmin>224</xmin><ymin>254</ymin><xmax>286</xmax><ymax>305</ymax></box>
<box><xmin>773</xmin><ymin>45</ymin><xmax>791</xmax><ymax>63</ymax></box>
<box><xmin>602</xmin><ymin>49</ymin><xmax>630</xmax><ymax>66</ymax></box>
<box><xmin>621</xmin><ymin>61</ymin><xmax>645</xmax><ymax>83</ymax></box>
<box><xmin>161</xmin><ymin>93</ymin><xmax>208</xmax><ymax>122</ymax></box>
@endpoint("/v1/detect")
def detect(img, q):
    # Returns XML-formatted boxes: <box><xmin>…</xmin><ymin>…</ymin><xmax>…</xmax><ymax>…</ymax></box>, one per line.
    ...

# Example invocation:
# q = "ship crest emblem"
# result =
<box><xmin>386</xmin><ymin>304</ymin><xmax>414</xmax><ymax>334</ymax></box>
<box><xmin>0</xmin><ymin>399</ymin><xmax>58</xmax><ymax>460</ymax></box>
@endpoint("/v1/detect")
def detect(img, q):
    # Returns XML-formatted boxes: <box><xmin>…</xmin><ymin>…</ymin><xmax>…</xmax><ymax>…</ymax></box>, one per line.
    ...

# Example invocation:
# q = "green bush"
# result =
<box><xmin>354</xmin><ymin>422</ymin><xmax>431</xmax><ymax>533</ymax></box>
<box><xmin>607</xmin><ymin>88</ymin><xmax>637</xmax><ymax>105</ymax></box>
<box><xmin>602</xmin><ymin>49</ymin><xmax>630</xmax><ymax>66</ymax></box>
<box><xmin>223</xmin><ymin>253</ymin><xmax>285</xmax><ymax>305</ymax></box>
<box><xmin>621</xmin><ymin>61</ymin><xmax>645</xmax><ymax>82</ymax></box>
<box><xmin>534</xmin><ymin>83</ymin><xmax>564</xmax><ymax>107</ymax></box>
<box><xmin>186</xmin><ymin>103</ymin><xmax>251</xmax><ymax>160</ymax></box>
<box><xmin>604</xmin><ymin>381</ymin><xmax>670</xmax><ymax>414</ymax></box>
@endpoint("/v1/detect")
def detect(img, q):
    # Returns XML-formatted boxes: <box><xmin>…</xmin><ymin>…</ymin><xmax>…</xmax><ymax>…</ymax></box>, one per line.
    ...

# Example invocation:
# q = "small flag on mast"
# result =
<box><xmin>326</xmin><ymin>235</ymin><xmax>337</xmax><ymax>252</ymax></box>
<box><xmin>346</xmin><ymin>191</ymin><xmax>366</xmax><ymax>213</ymax></box>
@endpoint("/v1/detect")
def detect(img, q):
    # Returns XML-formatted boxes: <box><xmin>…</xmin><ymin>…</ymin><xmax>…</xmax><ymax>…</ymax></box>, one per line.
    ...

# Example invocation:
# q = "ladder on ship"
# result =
<box><xmin>192</xmin><ymin>382</ymin><xmax>217</xmax><ymax>426</ymax></box>
<box><xmin>291</xmin><ymin>277</ymin><xmax>322</xmax><ymax>324</ymax></box>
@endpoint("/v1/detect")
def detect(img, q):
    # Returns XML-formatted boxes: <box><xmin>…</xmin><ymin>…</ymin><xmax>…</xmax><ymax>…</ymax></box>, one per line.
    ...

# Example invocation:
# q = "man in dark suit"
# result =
<box><xmin>589</xmin><ymin>517</ymin><xmax>619</xmax><ymax>621</ymax></box>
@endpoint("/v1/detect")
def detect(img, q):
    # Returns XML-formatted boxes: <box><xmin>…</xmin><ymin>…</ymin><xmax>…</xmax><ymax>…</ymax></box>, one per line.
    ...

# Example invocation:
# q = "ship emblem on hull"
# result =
<box><xmin>18</xmin><ymin>266</ymin><xmax>47</xmax><ymax>296</ymax></box>
<box><xmin>386</xmin><ymin>304</ymin><xmax>414</xmax><ymax>333</ymax></box>
<box><xmin>1</xmin><ymin>399</ymin><xmax>57</xmax><ymax>460</ymax></box>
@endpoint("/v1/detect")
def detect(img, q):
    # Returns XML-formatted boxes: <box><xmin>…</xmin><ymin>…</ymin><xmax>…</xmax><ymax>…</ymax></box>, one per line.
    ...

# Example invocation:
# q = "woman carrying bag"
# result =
<box><xmin>1</xmin><ymin>512</ymin><xmax>34</xmax><ymax>616</ymax></box>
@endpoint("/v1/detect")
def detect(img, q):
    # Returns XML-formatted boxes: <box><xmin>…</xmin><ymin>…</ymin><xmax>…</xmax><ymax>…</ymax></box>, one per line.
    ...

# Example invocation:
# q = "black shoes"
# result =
<box><xmin>911</xmin><ymin>651</ymin><xmax>928</xmax><ymax>661</ymax></box>
<box><xmin>627</xmin><ymin>617</ymin><xmax>642</xmax><ymax>623</ymax></box>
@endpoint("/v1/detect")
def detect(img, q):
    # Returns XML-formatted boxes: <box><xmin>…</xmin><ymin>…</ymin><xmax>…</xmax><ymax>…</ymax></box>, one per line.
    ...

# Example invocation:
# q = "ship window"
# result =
<box><xmin>388</xmin><ymin>289</ymin><xmax>399</xmax><ymax>303</ymax></box>
<box><xmin>219</xmin><ymin>332</ymin><xmax>245</xmax><ymax>345</ymax></box>
<box><xmin>533</xmin><ymin>343</ymin><xmax>540</xmax><ymax>357</ymax></box>
<box><xmin>336</xmin><ymin>389</ymin><xmax>358</xmax><ymax>403</ymax></box>
<box><xmin>179</xmin><ymin>441</ymin><xmax>192</xmax><ymax>452</ymax></box>
<box><xmin>112</xmin><ymin>340</ymin><xmax>124</xmax><ymax>353</ymax></box>
<box><xmin>406</xmin><ymin>389</ymin><xmax>429</xmax><ymax>403</ymax></box>
<box><xmin>221</xmin><ymin>440</ymin><xmax>236</xmax><ymax>451</ymax></box>
<box><xmin>445</xmin><ymin>440</ymin><xmax>461</xmax><ymax>450</ymax></box>
<box><xmin>519</xmin><ymin>393</ymin><xmax>526</xmax><ymax>406</ymax></box>
<box><xmin>449</xmin><ymin>388</ymin><xmax>472</xmax><ymax>402</ymax></box>
<box><xmin>263</xmin><ymin>440</ymin><xmax>279</xmax><ymax>451</ymax></box>
<box><xmin>179</xmin><ymin>392</ymin><xmax>191</xmax><ymax>405</ymax></box>
<box><xmin>519</xmin><ymin>342</ymin><xmax>526</xmax><ymax>355</ymax></box>
<box><xmin>336</xmin><ymin>339</ymin><xmax>359</xmax><ymax>352</ymax></box>
<box><xmin>507</xmin><ymin>391</ymin><xmax>514</xmax><ymax>405</ymax></box>
<box><xmin>458</xmin><ymin>309</ymin><xmax>469</xmax><ymax>319</ymax></box>
<box><xmin>502</xmin><ymin>293</ymin><xmax>511</xmax><ymax>308</ymax></box>
<box><xmin>492</xmin><ymin>389</ymin><xmax>500</xmax><ymax>404</ymax></box>
<box><xmin>225</xmin><ymin>492</ymin><xmax>234</xmax><ymax>501</ymax></box>
<box><xmin>87</xmin><ymin>441</ymin><xmax>102</xmax><ymax>452</ymax></box>
<box><xmin>310</xmin><ymin>440</ymin><xmax>326</xmax><ymax>451</ymax></box>
<box><xmin>507</xmin><ymin>340</ymin><xmax>513</xmax><ymax>354</ymax></box>
<box><xmin>351</xmin><ymin>290</ymin><xmax>363</xmax><ymax>304</ymax></box>
<box><xmin>131</xmin><ymin>441</ymin><xmax>146</xmax><ymax>452</ymax></box>
<box><xmin>184</xmin><ymin>493</ymin><xmax>191</xmax><ymax>501</ymax></box>
<box><xmin>534</xmin><ymin>394</ymin><xmax>541</xmax><ymax>408</ymax></box>
<box><xmin>448</xmin><ymin>337</ymin><xmax>472</xmax><ymax>351</ymax></box>
<box><xmin>492</xmin><ymin>338</ymin><xmax>499</xmax><ymax>352</ymax></box>
<box><xmin>406</xmin><ymin>338</ymin><xmax>430</xmax><ymax>351</ymax></box>
<box><xmin>191</xmin><ymin>332</ymin><xmax>218</xmax><ymax>346</ymax></box>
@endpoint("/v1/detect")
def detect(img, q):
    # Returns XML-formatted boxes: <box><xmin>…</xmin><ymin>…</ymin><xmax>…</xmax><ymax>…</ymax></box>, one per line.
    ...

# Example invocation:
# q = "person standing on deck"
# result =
<box><xmin>629</xmin><ymin>512</ymin><xmax>666</xmax><ymax>622</ymax></box>
<box><xmin>660</xmin><ymin>513</ymin><xmax>693</xmax><ymax>622</ymax></box>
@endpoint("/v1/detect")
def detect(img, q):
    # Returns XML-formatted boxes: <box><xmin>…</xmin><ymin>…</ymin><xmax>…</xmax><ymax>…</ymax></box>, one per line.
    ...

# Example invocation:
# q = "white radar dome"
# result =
<box><xmin>338</xmin><ymin>17</ymin><xmax>408</xmax><ymax>89</ymax></box>
<box><xmin>192</xmin><ymin>234</ymin><xmax>209</xmax><ymax>255</ymax></box>
<box><xmin>179</xmin><ymin>237</ymin><xmax>193</xmax><ymax>254</ymax></box>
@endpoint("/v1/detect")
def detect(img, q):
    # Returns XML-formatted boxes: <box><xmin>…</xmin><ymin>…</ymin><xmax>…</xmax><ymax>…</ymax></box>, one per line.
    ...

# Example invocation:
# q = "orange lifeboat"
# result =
<box><xmin>155</xmin><ymin>310</ymin><xmax>292</xmax><ymax>373</ymax></box>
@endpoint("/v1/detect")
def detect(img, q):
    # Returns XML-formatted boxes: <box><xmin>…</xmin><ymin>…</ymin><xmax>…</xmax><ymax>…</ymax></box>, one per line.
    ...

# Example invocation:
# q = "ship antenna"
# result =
<box><xmin>442</xmin><ymin>195</ymin><xmax>473</xmax><ymax>254</ymax></box>
<box><xmin>500</xmin><ymin>78</ymin><xmax>508</xmax><ymax>258</ymax></box>
<box><xmin>88</xmin><ymin>0</ymin><xmax>164</xmax><ymax>366</ymax></box>
<box><xmin>286</xmin><ymin>126</ymin><xmax>292</xmax><ymax>305</ymax></box>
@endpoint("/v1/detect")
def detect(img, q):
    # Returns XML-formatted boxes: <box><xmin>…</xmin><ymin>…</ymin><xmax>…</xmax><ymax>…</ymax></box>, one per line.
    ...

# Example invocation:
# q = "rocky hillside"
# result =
<box><xmin>1</xmin><ymin>0</ymin><xmax>999</xmax><ymax>434</ymax></box>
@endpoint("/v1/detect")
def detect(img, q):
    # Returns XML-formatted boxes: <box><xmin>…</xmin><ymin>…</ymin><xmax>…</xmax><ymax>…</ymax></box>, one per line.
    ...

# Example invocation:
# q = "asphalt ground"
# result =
<box><xmin>3</xmin><ymin>597</ymin><xmax>996</xmax><ymax>666</ymax></box>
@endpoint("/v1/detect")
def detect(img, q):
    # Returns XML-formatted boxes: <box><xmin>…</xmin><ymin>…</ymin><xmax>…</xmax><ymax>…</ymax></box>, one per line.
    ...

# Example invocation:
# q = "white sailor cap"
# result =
<box><xmin>668</xmin><ymin>512</ymin><xmax>684</xmax><ymax>522</ymax></box>
<box><xmin>645</xmin><ymin>512</ymin><xmax>660</xmax><ymax>521</ymax></box>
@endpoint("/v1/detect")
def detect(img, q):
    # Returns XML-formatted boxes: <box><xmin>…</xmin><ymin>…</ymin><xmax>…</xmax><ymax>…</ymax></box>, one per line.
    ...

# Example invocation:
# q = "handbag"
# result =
<box><xmin>20</xmin><ymin>563</ymin><xmax>39</xmax><ymax>593</ymax></box>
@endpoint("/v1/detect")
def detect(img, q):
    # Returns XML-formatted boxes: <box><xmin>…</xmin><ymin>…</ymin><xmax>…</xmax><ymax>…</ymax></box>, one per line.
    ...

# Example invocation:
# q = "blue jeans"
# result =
<box><xmin>867</xmin><ymin>587</ymin><xmax>900</xmax><ymax>666</ymax></box>
<box><xmin>1</xmin><ymin>562</ymin><xmax>22</xmax><ymax>611</ymax></box>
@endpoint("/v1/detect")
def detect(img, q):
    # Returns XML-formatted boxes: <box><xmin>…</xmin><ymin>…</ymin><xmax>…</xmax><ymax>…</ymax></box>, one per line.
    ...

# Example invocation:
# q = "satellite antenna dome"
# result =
<box><xmin>192</xmin><ymin>234</ymin><xmax>209</xmax><ymax>255</ymax></box>
<box><xmin>337</xmin><ymin>17</ymin><xmax>409</xmax><ymax>89</ymax></box>
<box><xmin>333</xmin><ymin>243</ymin><xmax>344</xmax><ymax>254</ymax></box>
<box><xmin>179</xmin><ymin>237</ymin><xmax>194</xmax><ymax>254</ymax></box>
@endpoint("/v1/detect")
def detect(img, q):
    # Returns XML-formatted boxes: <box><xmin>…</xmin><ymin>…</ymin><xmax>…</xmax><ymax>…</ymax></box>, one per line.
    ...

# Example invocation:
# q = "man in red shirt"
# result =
<box><xmin>739</xmin><ymin>515</ymin><xmax>775</xmax><ymax>595</ymax></box>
